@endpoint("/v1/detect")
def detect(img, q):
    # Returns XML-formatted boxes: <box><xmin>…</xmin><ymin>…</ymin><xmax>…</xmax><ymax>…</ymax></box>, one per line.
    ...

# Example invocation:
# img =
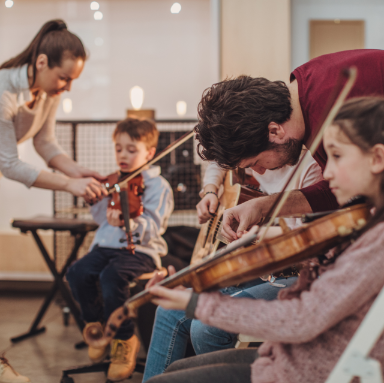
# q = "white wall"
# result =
<box><xmin>0</xmin><ymin>0</ymin><xmax>219</xmax><ymax>121</ymax></box>
<box><xmin>291</xmin><ymin>0</ymin><xmax>384</xmax><ymax>70</ymax></box>
<box><xmin>0</xmin><ymin>0</ymin><xmax>219</xmax><ymax>233</ymax></box>
<box><xmin>221</xmin><ymin>0</ymin><xmax>291</xmax><ymax>82</ymax></box>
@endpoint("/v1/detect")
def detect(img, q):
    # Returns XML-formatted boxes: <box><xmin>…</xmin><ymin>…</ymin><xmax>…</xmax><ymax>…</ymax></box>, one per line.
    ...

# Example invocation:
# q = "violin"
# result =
<box><xmin>84</xmin><ymin>203</ymin><xmax>370</xmax><ymax>347</ymax></box>
<box><xmin>104</xmin><ymin>172</ymin><xmax>145</xmax><ymax>254</ymax></box>
<box><xmin>101</xmin><ymin>130</ymin><xmax>195</xmax><ymax>254</ymax></box>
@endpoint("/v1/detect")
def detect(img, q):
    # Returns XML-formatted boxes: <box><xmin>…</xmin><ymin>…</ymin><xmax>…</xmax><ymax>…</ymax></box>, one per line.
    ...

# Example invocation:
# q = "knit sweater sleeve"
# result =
<box><xmin>195</xmin><ymin>222</ymin><xmax>384</xmax><ymax>343</ymax></box>
<box><xmin>0</xmin><ymin>90</ymin><xmax>40</xmax><ymax>187</ymax></box>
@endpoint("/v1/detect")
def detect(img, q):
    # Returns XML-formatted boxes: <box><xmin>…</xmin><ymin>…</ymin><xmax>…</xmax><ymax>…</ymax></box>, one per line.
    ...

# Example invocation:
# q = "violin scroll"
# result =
<box><xmin>83</xmin><ymin>305</ymin><xmax>131</xmax><ymax>348</ymax></box>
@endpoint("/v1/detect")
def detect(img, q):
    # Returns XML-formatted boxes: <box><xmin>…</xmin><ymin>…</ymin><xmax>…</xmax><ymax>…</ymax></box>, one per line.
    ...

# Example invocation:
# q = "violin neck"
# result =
<box><xmin>123</xmin><ymin>232</ymin><xmax>258</xmax><ymax>311</ymax></box>
<box><xmin>124</xmin><ymin>266</ymin><xmax>193</xmax><ymax>310</ymax></box>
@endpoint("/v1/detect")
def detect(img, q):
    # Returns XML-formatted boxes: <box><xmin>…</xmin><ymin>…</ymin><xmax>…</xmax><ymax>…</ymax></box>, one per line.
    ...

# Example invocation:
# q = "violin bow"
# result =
<box><xmin>257</xmin><ymin>67</ymin><xmax>357</xmax><ymax>242</ymax></box>
<box><xmin>105</xmin><ymin>130</ymin><xmax>195</xmax><ymax>193</ymax></box>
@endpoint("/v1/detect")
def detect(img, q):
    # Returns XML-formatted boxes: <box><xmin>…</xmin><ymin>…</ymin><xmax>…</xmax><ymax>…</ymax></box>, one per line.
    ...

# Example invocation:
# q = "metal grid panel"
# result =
<box><xmin>53</xmin><ymin>120</ymin><xmax>207</xmax><ymax>266</ymax></box>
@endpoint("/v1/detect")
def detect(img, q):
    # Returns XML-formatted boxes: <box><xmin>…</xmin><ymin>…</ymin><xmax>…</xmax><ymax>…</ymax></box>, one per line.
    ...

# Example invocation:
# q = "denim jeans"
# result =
<box><xmin>142</xmin><ymin>277</ymin><xmax>298</xmax><ymax>382</ymax></box>
<box><xmin>66</xmin><ymin>245</ymin><xmax>155</xmax><ymax>340</ymax></box>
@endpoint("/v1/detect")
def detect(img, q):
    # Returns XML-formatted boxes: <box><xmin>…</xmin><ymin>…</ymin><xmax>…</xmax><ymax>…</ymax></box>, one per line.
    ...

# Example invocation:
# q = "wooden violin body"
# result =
<box><xmin>105</xmin><ymin>172</ymin><xmax>145</xmax><ymax>219</ymax></box>
<box><xmin>84</xmin><ymin>203</ymin><xmax>370</xmax><ymax>348</ymax></box>
<box><xmin>103</xmin><ymin>171</ymin><xmax>145</xmax><ymax>253</ymax></box>
<box><xmin>191</xmin><ymin>170</ymin><xmax>264</xmax><ymax>265</ymax></box>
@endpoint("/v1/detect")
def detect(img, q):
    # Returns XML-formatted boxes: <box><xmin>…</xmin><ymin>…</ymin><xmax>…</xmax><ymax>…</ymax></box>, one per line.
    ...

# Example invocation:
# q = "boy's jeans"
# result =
<box><xmin>67</xmin><ymin>245</ymin><xmax>155</xmax><ymax>340</ymax></box>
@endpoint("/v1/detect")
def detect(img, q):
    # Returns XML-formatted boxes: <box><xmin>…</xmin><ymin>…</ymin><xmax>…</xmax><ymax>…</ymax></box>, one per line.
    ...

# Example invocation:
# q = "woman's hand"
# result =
<box><xmin>49</xmin><ymin>154</ymin><xmax>107</xmax><ymax>182</ymax></box>
<box><xmin>75</xmin><ymin>166</ymin><xmax>107</xmax><ymax>182</ymax></box>
<box><xmin>106</xmin><ymin>208</ymin><xmax>124</xmax><ymax>227</ymax></box>
<box><xmin>145</xmin><ymin>265</ymin><xmax>176</xmax><ymax>290</ymax></box>
<box><xmin>196</xmin><ymin>193</ymin><xmax>219</xmax><ymax>224</ymax></box>
<box><xmin>149</xmin><ymin>285</ymin><xmax>193</xmax><ymax>311</ymax></box>
<box><xmin>65</xmin><ymin>177</ymin><xmax>108</xmax><ymax>200</ymax></box>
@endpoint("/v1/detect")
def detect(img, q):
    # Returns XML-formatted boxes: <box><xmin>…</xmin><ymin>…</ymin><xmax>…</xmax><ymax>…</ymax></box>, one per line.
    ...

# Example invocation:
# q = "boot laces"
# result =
<box><xmin>0</xmin><ymin>356</ymin><xmax>19</xmax><ymax>376</ymax></box>
<box><xmin>111</xmin><ymin>340</ymin><xmax>129</xmax><ymax>363</ymax></box>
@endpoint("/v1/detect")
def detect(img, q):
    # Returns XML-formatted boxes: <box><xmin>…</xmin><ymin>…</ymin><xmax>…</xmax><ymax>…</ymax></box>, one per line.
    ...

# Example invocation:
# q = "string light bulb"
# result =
<box><xmin>90</xmin><ymin>1</ymin><xmax>99</xmax><ymax>10</ymax></box>
<box><xmin>170</xmin><ymin>3</ymin><xmax>181</xmax><ymax>14</ymax></box>
<box><xmin>94</xmin><ymin>11</ymin><xmax>103</xmax><ymax>20</ymax></box>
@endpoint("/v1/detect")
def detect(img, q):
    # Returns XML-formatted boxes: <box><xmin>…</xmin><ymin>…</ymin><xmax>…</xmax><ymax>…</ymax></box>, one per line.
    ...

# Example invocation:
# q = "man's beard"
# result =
<box><xmin>268</xmin><ymin>138</ymin><xmax>303</xmax><ymax>167</ymax></box>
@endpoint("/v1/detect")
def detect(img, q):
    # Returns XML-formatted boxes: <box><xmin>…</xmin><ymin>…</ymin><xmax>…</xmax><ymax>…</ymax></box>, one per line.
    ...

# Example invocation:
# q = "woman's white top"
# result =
<box><xmin>202</xmin><ymin>148</ymin><xmax>324</xmax><ymax>228</ymax></box>
<box><xmin>0</xmin><ymin>64</ymin><xmax>65</xmax><ymax>187</ymax></box>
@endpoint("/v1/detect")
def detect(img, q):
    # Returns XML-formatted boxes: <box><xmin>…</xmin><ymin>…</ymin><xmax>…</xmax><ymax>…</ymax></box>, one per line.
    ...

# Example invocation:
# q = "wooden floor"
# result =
<box><xmin>0</xmin><ymin>291</ymin><xmax>144</xmax><ymax>383</ymax></box>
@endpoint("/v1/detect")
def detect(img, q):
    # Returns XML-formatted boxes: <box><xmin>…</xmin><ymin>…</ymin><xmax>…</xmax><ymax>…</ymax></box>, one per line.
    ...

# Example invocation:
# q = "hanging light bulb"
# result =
<box><xmin>130</xmin><ymin>86</ymin><xmax>144</xmax><ymax>110</ymax></box>
<box><xmin>176</xmin><ymin>101</ymin><xmax>187</xmax><ymax>116</ymax></box>
<box><xmin>5</xmin><ymin>0</ymin><xmax>14</xmax><ymax>8</ymax></box>
<box><xmin>63</xmin><ymin>98</ymin><xmax>72</xmax><ymax>114</ymax></box>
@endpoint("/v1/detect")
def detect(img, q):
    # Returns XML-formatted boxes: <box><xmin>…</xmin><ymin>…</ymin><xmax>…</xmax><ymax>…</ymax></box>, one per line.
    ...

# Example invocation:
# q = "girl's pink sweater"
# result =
<box><xmin>195</xmin><ymin>223</ymin><xmax>384</xmax><ymax>383</ymax></box>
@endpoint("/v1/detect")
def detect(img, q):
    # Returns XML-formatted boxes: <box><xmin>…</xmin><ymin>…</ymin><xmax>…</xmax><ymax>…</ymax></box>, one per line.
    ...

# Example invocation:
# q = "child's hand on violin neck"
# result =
<box><xmin>145</xmin><ymin>265</ymin><xmax>176</xmax><ymax>290</ymax></box>
<box><xmin>107</xmin><ymin>208</ymin><xmax>124</xmax><ymax>227</ymax></box>
<box><xmin>149</xmin><ymin>285</ymin><xmax>192</xmax><ymax>311</ymax></box>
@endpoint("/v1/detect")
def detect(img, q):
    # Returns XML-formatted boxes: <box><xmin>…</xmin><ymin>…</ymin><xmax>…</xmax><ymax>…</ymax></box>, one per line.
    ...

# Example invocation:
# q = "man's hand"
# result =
<box><xmin>221</xmin><ymin>191</ymin><xmax>312</xmax><ymax>243</ymax></box>
<box><xmin>221</xmin><ymin>198</ymin><xmax>265</xmax><ymax>242</ymax></box>
<box><xmin>145</xmin><ymin>265</ymin><xmax>176</xmax><ymax>290</ymax></box>
<box><xmin>149</xmin><ymin>285</ymin><xmax>193</xmax><ymax>311</ymax></box>
<box><xmin>106</xmin><ymin>208</ymin><xmax>124</xmax><ymax>227</ymax></box>
<box><xmin>196</xmin><ymin>193</ymin><xmax>219</xmax><ymax>224</ymax></box>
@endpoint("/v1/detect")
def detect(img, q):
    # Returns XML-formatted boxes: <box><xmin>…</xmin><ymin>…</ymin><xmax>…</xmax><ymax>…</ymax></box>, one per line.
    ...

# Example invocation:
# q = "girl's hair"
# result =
<box><xmin>0</xmin><ymin>19</ymin><xmax>86</xmax><ymax>85</ymax></box>
<box><xmin>333</xmin><ymin>96</ymin><xmax>384</xmax><ymax>230</ymax></box>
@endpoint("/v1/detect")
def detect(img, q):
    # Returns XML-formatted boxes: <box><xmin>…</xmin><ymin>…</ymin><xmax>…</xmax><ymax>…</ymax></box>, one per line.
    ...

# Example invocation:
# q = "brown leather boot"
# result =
<box><xmin>83</xmin><ymin>322</ymin><xmax>110</xmax><ymax>363</ymax></box>
<box><xmin>107</xmin><ymin>335</ymin><xmax>140</xmax><ymax>381</ymax></box>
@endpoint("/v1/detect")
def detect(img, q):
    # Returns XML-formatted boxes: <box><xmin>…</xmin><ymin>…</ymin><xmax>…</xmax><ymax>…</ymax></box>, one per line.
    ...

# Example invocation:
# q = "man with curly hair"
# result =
<box><xmin>194</xmin><ymin>49</ymin><xmax>384</xmax><ymax>242</ymax></box>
